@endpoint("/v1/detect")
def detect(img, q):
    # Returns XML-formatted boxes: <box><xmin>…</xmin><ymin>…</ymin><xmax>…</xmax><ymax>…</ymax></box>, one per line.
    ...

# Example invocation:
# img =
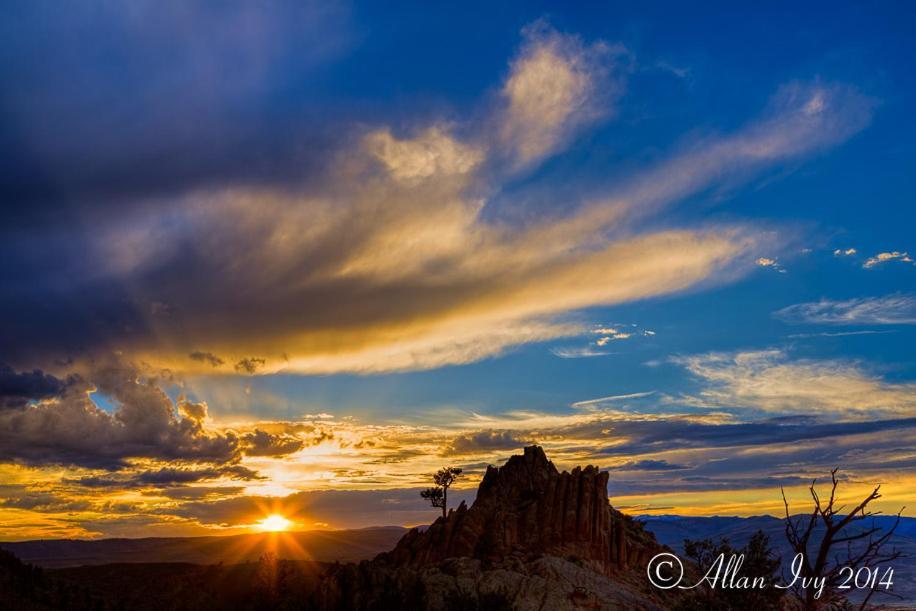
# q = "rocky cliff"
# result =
<box><xmin>317</xmin><ymin>446</ymin><xmax>672</xmax><ymax>610</ymax></box>
<box><xmin>383</xmin><ymin>445</ymin><xmax>660</xmax><ymax>574</ymax></box>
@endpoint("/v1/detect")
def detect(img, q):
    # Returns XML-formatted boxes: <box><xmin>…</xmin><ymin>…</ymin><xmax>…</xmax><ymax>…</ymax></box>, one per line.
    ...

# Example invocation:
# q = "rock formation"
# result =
<box><xmin>317</xmin><ymin>445</ymin><xmax>673</xmax><ymax>610</ymax></box>
<box><xmin>383</xmin><ymin>445</ymin><xmax>660</xmax><ymax>574</ymax></box>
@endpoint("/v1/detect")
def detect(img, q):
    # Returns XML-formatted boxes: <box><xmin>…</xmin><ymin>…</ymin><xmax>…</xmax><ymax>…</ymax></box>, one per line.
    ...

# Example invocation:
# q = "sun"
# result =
<box><xmin>257</xmin><ymin>514</ymin><xmax>292</xmax><ymax>532</ymax></box>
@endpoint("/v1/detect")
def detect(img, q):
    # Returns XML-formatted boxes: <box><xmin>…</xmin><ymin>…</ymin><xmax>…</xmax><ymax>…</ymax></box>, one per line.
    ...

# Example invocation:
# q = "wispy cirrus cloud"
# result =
<box><xmin>671</xmin><ymin>348</ymin><xmax>916</xmax><ymax>418</ymax></box>
<box><xmin>496</xmin><ymin>20</ymin><xmax>627</xmax><ymax>168</ymax></box>
<box><xmin>571</xmin><ymin>391</ymin><xmax>657</xmax><ymax>409</ymax></box>
<box><xmin>775</xmin><ymin>294</ymin><xmax>916</xmax><ymax>325</ymax></box>
<box><xmin>553</xmin><ymin>324</ymin><xmax>656</xmax><ymax>358</ymax></box>
<box><xmin>1</xmin><ymin>26</ymin><xmax>874</xmax><ymax>377</ymax></box>
<box><xmin>786</xmin><ymin>330</ymin><xmax>895</xmax><ymax>339</ymax></box>
<box><xmin>550</xmin><ymin>346</ymin><xmax>615</xmax><ymax>359</ymax></box>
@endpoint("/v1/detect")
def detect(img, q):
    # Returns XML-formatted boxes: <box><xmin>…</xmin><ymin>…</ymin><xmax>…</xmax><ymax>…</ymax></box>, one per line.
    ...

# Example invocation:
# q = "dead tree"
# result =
<box><xmin>780</xmin><ymin>468</ymin><xmax>903</xmax><ymax>610</ymax></box>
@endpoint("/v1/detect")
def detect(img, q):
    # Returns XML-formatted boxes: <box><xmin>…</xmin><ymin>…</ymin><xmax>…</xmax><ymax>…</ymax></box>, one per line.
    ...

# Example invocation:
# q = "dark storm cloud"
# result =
<box><xmin>592</xmin><ymin>416</ymin><xmax>916</xmax><ymax>456</ymax></box>
<box><xmin>0</xmin><ymin>1</ymin><xmax>351</xmax><ymax>214</ymax></box>
<box><xmin>0</xmin><ymin>364</ymin><xmax>242</xmax><ymax>468</ymax></box>
<box><xmin>579</xmin><ymin>415</ymin><xmax>916</xmax><ymax>496</ymax></box>
<box><xmin>0</xmin><ymin>486</ymin><xmax>93</xmax><ymax>512</ymax></box>
<box><xmin>605</xmin><ymin>473</ymin><xmax>816</xmax><ymax>496</ymax></box>
<box><xmin>241</xmin><ymin>429</ymin><xmax>304</xmax><ymax>457</ymax></box>
<box><xmin>0</xmin><ymin>363</ymin><xmax>310</xmax><ymax>469</ymax></box>
<box><xmin>64</xmin><ymin>465</ymin><xmax>263</xmax><ymax>488</ymax></box>
<box><xmin>444</xmin><ymin>430</ymin><xmax>528</xmax><ymax>455</ymax></box>
<box><xmin>0</xmin><ymin>2</ymin><xmax>355</xmax><ymax>369</ymax></box>
<box><xmin>0</xmin><ymin>364</ymin><xmax>67</xmax><ymax>408</ymax></box>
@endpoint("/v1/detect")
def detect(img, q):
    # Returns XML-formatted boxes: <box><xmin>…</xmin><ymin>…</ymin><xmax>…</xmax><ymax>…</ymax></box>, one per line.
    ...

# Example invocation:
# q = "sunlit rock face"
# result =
<box><xmin>384</xmin><ymin>445</ymin><xmax>660</xmax><ymax>574</ymax></box>
<box><xmin>317</xmin><ymin>446</ymin><xmax>673</xmax><ymax>610</ymax></box>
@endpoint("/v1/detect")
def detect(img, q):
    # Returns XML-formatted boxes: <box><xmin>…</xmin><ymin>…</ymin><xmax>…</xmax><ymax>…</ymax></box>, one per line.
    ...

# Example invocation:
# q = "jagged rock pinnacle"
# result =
<box><xmin>383</xmin><ymin>445</ymin><xmax>660</xmax><ymax>574</ymax></box>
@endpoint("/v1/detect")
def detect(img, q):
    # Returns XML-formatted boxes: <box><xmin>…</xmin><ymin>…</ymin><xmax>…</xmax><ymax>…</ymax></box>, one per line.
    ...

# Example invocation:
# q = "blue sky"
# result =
<box><xmin>170</xmin><ymin>1</ymin><xmax>916</xmax><ymax>421</ymax></box>
<box><xmin>1</xmin><ymin>1</ymin><xmax>915</xmax><ymax>537</ymax></box>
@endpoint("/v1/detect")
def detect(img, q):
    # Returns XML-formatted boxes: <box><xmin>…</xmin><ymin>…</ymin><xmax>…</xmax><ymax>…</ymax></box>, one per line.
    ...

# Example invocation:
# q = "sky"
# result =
<box><xmin>1</xmin><ymin>1</ymin><xmax>915</xmax><ymax>540</ymax></box>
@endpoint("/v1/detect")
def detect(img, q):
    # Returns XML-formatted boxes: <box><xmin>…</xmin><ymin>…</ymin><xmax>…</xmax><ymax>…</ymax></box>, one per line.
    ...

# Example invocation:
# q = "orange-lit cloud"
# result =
<box><xmin>3</xmin><ymin>372</ymin><xmax>914</xmax><ymax>539</ymax></box>
<box><xmin>671</xmin><ymin>349</ymin><xmax>916</xmax><ymax>418</ymax></box>
<box><xmin>3</xmin><ymin>25</ymin><xmax>873</xmax><ymax>377</ymax></box>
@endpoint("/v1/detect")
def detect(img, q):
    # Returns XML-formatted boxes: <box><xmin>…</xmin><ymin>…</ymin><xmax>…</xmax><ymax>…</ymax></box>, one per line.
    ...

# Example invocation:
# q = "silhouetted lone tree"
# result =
<box><xmin>421</xmin><ymin>467</ymin><xmax>463</xmax><ymax>518</ymax></box>
<box><xmin>781</xmin><ymin>468</ymin><xmax>904</xmax><ymax>610</ymax></box>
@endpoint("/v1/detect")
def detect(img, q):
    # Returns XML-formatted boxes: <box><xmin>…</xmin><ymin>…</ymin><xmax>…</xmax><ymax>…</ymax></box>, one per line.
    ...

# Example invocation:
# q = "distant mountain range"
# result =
<box><xmin>640</xmin><ymin>513</ymin><xmax>916</xmax><ymax>548</ymax></box>
<box><xmin>5</xmin><ymin>514</ymin><xmax>911</xmax><ymax>573</ymax></box>
<box><xmin>0</xmin><ymin>526</ymin><xmax>408</xmax><ymax>568</ymax></box>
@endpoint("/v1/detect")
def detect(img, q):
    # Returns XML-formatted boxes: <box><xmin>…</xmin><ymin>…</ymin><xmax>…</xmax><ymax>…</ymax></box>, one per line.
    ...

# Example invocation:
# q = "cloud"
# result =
<box><xmin>863</xmin><ymin>251</ymin><xmax>914</xmax><ymax>268</ymax></box>
<box><xmin>571</xmin><ymin>391</ymin><xmax>657</xmax><ymax>409</ymax></box>
<box><xmin>134</xmin><ymin>413</ymin><xmax>916</xmax><ymax>525</ymax></box>
<box><xmin>365</xmin><ymin>126</ymin><xmax>484</xmax><ymax>182</ymax></box>
<box><xmin>443</xmin><ymin>430</ymin><xmax>527</xmax><ymax>455</ymax></box>
<box><xmin>67</xmin><ymin>465</ymin><xmax>263</xmax><ymax>488</ymax></box>
<box><xmin>497</xmin><ymin>21</ymin><xmax>625</xmax><ymax>167</ymax></box>
<box><xmin>556</xmin><ymin>324</ymin><xmax>656</xmax><ymax>357</ymax></box>
<box><xmin>606</xmin><ymin>459</ymin><xmax>690</xmax><ymax>471</ymax></box>
<box><xmin>189</xmin><ymin>351</ymin><xmax>224</xmax><ymax>367</ymax></box>
<box><xmin>787</xmin><ymin>330</ymin><xmax>895</xmax><ymax>339</ymax></box>
<box><xmin>0</xmin><ymin>364</ymin><xmax>242</xmax><ymax>468</ymax></box>
<box><xmin>596</xmin><ymin>331</ymin><xmax>632</xmax><ymax>345</ymax></box>
<box><xmin>241</xmin><ymin>429</ymin><xmax>305</xmax><ymax>457</ymax></box>
<box><xmin>756</xmin><ymin>257</ymin><xmax>786</xmax><ymax>272</ymax></box>
<box><xmin>2</xmin><ymin>396</ymin><xmax>914</xmax><ymax>532</ymax></box>
<box><xmin>0</xmin><ymin>487</ymin><xmax>93</xmax><ymax>512</ymax></box>
<box><xmin>775</xmin><ymin>294</ymin><xmax>916</xmax><ymax>325</ymax></box>
<box><xmin>234</xmin><ymin>358</ymin><xmax>267</xmax><ymax>374</ymax></box>
<box><xmin>550</xmin><ymin>346</ymin><xmax>613</xmax><ymax>359</ymax></box>
<box><xmin>595</xmin><ymin>415</ymin><xmax>916</xmax><ymax>492</ymax></box>
<box><xmin>671</xmin><ymin>349</ymin><xmax>916</xmax><ymax>418</ymax></box>
<box><xmin>0</xmin><ymin>364</ymin><xmax>67</xmax><ymax>409</ymax></box>
<box><xmin>0</xmin><ymin>363</ymin><xmax>329</xmax><ymax>472</ymax></box>
<box><xmin>137</xmin><ymin>465</ymin><xmax>262</xmax><ymax>485</ymax></box>
<box><xmin>833</xmin><ymin>247</ymin><xmax>857</xmax><ymax>256</ymax></box>
<box><xmin>0</xmin><ymin>2</ymin><xmax>352</xmax><ymax>211</ymax></box>
<box><xmin>0</xmin><ymin>27</ymin><xmax>875</xmax><ymax>376</ymax></box>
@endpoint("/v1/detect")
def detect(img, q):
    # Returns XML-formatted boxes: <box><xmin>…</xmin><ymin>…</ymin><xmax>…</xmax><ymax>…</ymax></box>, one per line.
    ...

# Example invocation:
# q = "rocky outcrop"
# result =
<box><xmin>317</xmin><ymin>555</ymin><xmax>667</xmax><ymax>611</ymax></box>
<box><xmin>382</xmin><ymin>445</ymin><xmax>661</xmax><ymax>576</ymax></box>
<box><xmin>315</xmin><ymin>446</ymin><xmax>673</xmax><ymax>610</ymax></box>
